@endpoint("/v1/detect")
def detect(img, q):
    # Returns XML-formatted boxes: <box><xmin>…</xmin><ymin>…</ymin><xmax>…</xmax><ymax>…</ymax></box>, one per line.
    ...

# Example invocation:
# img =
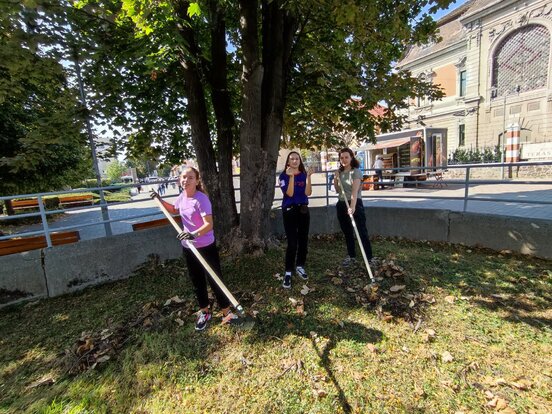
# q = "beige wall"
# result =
<box><xmin>433</xmin><ymin>64</ymin><xmax>457</xmax><ymax>97</ymax></box>
<box><xmin>400</xmin><ymin>0</ymin><xmax>552</xmax><ymax>158</ymax></box>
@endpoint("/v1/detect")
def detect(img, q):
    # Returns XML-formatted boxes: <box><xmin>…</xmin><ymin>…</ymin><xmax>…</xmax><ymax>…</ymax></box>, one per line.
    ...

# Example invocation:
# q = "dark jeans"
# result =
<box><xmin>336</xmin><ymin>199</ymin><xmax>373</xmax><ymax>260</ymax></box>
<box><xmin>282</xmin><ymin>204</ymin><xmax>310</xmax><ymax>272</ymax></box>
<box><xmin>184</xmin><ymin>242</ymin><xmax>230</xmax><ymax>310</ymax></box>
<box><xmin>375</xmin><ymin>169</ymin><xmax>384</xmax><ymax>188</ymax></box>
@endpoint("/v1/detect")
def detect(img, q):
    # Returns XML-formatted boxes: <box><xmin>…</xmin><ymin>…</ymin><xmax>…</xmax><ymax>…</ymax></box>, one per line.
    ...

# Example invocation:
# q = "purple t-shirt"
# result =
<box><xmin>174</xmin><ymin>190</ymin><xmax>215</xmax><ymax>248</ymax></box>
<box><xmin>279</xmin><ymin>171</ymin><xmax>309</xmax><ymax>209</ymax></box>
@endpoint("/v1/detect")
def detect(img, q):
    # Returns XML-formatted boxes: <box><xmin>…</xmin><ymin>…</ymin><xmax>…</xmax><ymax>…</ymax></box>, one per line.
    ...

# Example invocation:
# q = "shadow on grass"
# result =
<box><xmin>248</xmin><ymin>312</ymin><xmax>382</xmax><ymax>414</ymax></box>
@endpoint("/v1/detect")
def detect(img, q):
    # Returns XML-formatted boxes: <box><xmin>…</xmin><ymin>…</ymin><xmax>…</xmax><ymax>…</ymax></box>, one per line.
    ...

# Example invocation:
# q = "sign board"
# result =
<box><xmin>521</xmin><ymin>142</ymin><xmax>552</xmax><ymax>160</ymax></box>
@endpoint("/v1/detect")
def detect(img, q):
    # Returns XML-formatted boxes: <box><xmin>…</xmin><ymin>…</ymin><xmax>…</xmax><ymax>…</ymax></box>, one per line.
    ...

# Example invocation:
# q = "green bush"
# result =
<box><xmin>82</xmin><ymin>178</ymin><xmax>113</xmax><ymax>188</ymax></box>
<box><xmin>448</xmin><ymin>145</ymin><xmax>502</xmax><ymax>164</ymax></box>
<box><xmin>44</xmin><ymin>197</ymin><xmax>60</xmax><ymax>210</ymax></box>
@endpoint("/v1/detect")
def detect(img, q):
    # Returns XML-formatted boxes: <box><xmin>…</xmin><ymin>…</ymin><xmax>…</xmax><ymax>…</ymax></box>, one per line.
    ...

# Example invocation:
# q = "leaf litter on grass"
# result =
<box><xmin>62</xmin><ymin>296</ymin><xmax>195</xmax><ymax>374</ymax></box>
<box><xmin>326</xmin><ymin>257</ymin><xmax>435</xmax><ymax>326</ymax></box>
<box><xmin>5</xmin><ymin>239</ymin><xmax>550</xmax><ymax>413</ymax></box>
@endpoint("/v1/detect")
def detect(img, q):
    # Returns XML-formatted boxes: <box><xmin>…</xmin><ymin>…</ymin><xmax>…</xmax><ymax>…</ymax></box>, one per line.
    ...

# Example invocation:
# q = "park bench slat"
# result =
<box><xmin>12</xmin><ymin>199</ymin><xmax>39</xmax><ymax>210</ymax></box>
<box><xmin>59</xmin><ymin>195</ymin><xmax>94</xmax><ymax>208</ymax></box>
<box><xmin>132</xmin><ymin>216</ymin><xmax>182</xmax><ymax>231</ymax></box>
<box><xmin>0</xmin><ymin>231</ymin><xmax>80</xmax><ymax>256</ymax></box>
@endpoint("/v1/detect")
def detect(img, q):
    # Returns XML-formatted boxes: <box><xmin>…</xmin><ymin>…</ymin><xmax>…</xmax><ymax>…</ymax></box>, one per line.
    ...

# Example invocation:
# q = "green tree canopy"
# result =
<box><xmin>0</xmin><ymin>0</ymin><xmax>92</xmax><ymax>197</ymax></box>
<box><xmin>68</xmin><ymin>0</ymin><xmax>451</xmax><ymax>248</ymax></box>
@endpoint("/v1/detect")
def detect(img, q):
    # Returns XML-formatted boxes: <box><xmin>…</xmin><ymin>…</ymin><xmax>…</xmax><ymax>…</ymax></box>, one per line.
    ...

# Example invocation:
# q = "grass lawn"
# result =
<box><xmin>0</xmin><ymin>237</ymin><xmax>550</xmax><ymax>414</ymax></box>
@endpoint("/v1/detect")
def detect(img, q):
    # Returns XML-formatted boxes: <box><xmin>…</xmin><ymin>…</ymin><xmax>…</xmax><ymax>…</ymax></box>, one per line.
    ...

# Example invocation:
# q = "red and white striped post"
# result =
<box><xmin>505</xmin><ymin>123</ymin><xmax>520</xmax><ymax>178</ymax></box>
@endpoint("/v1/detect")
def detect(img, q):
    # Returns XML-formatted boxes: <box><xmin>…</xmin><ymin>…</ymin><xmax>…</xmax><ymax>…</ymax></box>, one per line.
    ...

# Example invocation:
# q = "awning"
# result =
<box><xmin>362</xmin><ymin>137</ymin><xmax>411</xmax><ymax>150</ymax></box>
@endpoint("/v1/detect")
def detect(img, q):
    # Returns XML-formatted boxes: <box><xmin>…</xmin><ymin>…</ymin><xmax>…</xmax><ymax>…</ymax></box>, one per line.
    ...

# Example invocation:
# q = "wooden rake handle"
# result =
<box><xmin>335</xmin><ymin>173</ymin><xmax>376</xmax><ymax>283</ymax></box>
<box><xmin>151</xmin><ymin>196</ymin><xmax>244</xmax><ymax>315</ymax></box>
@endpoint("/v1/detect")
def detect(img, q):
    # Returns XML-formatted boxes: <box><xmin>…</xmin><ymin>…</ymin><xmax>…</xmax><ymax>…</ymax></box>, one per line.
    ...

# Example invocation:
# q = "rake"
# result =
<box><xmin>336</xmin><ymin>173</ymin><xmax>376</xmax><ymax>284</ymax></box>
<box><xmin>151</xmin><ymin>195</ymin><xmax>255</xmax><ymax>328</ymax></box>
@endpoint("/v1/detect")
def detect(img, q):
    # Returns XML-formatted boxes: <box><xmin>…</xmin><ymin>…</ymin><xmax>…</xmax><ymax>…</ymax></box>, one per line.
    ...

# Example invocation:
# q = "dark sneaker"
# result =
<box><xmin>221</xmin><ymin>311</ymin><xmax>240</xmax><ymax>326</ymax></box>
<box><xmin>195</xmin><ymin>311</ymin><xmax>212</xmax><ymax>331</ymax></box>
<box><xmin>296</xmin><ymin>266</ymin><xmax>308</xmax><ymax>280</ymax></box>
<box><xmin>342</xmin><ymin>256</ymin><xmax>356</xmax><ymax>267</ymax></box>
<box><xmin>282</xmin><ymin>273</ymin><xmax>292</xmax><ymax>289</ymax></box>
<box><xmin>368</xmin><ymin>257</ymin><xmax>380</xmax><ymax>268</ymax></box>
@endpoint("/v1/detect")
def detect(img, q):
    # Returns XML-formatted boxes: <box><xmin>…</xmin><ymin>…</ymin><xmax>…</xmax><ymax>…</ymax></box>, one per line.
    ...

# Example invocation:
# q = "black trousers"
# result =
<box><xmin>375</xmin><ymin>169</ymin><xmax>384</xmax><ymax>188</ymax></box>
<box><xmin>184</xmin><ymin>243</ymin><xmax>230</xmax><ymax>310</ymax></box>
<box><xmin>336</xmin><ymin>199</ymin><xmax>373</xmax><ymax>260</ymax></box>
<box><xmin>282</xmin><ymin>204</ymin><xmax>310</xmax><ymax>272</ymax></box>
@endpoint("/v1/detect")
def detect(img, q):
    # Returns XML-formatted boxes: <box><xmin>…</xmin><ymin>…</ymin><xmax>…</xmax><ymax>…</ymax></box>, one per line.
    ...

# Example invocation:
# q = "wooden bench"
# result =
<box><xmin>58</xmin><ymin>195</ymin><xmax>94</xmax><ymax>208</ymax></box>
<box><xmin>132</xmin><ymin>216</ymin><xmax>182</xmax><ymax>231</ymax></box>
<box><xmin>0</xmin><ymin>231</ymin><xmax>80</xmax><ymax>256</ymax></box>
<box><xmin>12</xmin><ymin>199</ymin><xmax>39</xmax><ymax>211</ymax></box>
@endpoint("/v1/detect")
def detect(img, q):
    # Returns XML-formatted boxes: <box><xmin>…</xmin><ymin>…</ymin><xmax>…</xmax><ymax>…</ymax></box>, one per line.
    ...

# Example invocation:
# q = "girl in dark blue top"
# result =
<box><xmin>279</xmin><ymin>151</ymin><xmax>313</xmax><ymax>288</ymax></box>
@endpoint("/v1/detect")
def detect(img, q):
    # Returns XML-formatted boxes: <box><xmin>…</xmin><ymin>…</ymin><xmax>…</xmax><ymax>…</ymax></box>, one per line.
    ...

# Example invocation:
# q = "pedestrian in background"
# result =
<box><xmin>373</xmin><ymin>155</ymin><xmax>385</xmax><ymax>189</ymax></box>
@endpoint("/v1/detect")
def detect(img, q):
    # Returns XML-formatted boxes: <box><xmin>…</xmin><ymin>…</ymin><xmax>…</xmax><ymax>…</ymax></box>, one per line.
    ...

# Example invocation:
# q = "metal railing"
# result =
<box><xmin>1</xmin><ymin>161</ymin><xmax>551</xmax><ymax>248</ymax></box>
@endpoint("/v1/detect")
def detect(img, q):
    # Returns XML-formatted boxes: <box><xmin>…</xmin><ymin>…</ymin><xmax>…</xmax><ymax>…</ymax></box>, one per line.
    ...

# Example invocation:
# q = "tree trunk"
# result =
<box><xmin>238</xmin><ymin>0</ymin><xmax>268</xmax><ymax>251</ymax></box>
<box><xmin>208</xmin><ymin>0</ymin><xmax>239</xmax><ymax>239</ymax></box>
<box><xmin>236</xmin><ymin>0</ymin><xmax>298</xmax><ymax>250</ymax></box>
<box><xmin>173</xmin><ymin>0</ymin><xmax>235</xmax><ymax>239</ymax></box>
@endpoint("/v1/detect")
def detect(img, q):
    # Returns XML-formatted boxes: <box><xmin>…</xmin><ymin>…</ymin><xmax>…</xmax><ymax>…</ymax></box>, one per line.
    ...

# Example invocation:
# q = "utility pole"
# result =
<box><xmin>501</xmin><ymin>94</ymin><xmax>506</xmax><ymax>180</ymax></box>
<box><xmin>73</xmin><ymin>50</ymin><xmax>112</xmax><ymax>236</ymax></box>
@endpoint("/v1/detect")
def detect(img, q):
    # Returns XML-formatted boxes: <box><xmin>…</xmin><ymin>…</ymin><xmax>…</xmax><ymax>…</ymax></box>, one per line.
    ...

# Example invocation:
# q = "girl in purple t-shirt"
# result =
<box><xmin>278</xmin><ymin>151</ymin><xmax>313</xmax><ymax>288</ymax></box>
<box><xmin>155</xmin><ymin>167</ymin><xmax>238</xmax><ymax>331</ymax></box>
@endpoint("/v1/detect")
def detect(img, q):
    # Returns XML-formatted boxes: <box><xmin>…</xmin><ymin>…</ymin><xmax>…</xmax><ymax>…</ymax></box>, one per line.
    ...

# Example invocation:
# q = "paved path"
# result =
<box><xmin>6</xmin><ymin>177</ymin><xmax>551</xmax><ymax>241</ymax></box>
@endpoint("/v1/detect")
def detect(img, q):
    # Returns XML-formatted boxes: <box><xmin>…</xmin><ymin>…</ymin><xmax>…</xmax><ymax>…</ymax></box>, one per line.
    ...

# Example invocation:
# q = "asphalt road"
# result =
<box><xmin>5</xmin><ymin>175</ymin><xmax>552</xmax><ymax>241</ymax></box>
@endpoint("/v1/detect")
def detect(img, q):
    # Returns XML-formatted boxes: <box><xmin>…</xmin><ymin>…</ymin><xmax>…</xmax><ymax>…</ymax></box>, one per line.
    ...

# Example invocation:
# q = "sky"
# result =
<box><xmin>429</xmin><ymin>0</ymin><xmax>470</xmax><ymax>20</ymax></box>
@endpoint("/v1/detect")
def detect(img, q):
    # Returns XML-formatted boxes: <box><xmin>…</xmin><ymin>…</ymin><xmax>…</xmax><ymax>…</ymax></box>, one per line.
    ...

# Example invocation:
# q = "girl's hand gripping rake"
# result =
<box><xmin>151</xmin><ymin>194</ymin><xmax>253</xmax><ymax>326</ymax></box>
<box><xmin>336</xmin><ymin>174</ymin><xmax>376</xmax><ymax>284</ymax></box>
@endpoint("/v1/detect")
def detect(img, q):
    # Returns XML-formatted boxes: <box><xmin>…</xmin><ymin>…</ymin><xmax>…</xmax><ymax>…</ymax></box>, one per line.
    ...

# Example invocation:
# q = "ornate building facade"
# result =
<box><xmin>398</xmin><ymin>0</ymin><xmax>552</xmax><ymax>161</ymax></box>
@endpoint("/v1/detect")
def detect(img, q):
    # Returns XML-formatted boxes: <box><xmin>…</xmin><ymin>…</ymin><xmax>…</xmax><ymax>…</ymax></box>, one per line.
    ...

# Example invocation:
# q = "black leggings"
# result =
<box><xmin>282</xmin><ymin>204</ymin><xmax>310</xmax><ymax>272</ymax></box>
<box><xmin>336</xmin><ymin>199</ymin><xmax>373</xmax><ymax>260</ymax></box>
<box><xmin>184</xmin><ymin>243</ymin><xmax>230</xmax><ymax>310</ymax></box>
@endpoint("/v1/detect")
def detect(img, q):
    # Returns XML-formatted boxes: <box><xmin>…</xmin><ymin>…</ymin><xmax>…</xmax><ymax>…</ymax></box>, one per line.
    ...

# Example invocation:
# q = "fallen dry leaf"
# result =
<box><xmin>445</xmin><ymin>295</ymin><xmax>456</xmax><ymax>304</ymax></box>
<box><xmin>331</xmin><ymin>277</ymin><xmax>343</xmax><ymax>285</ymax></box>
<box><xmin>289</xmin><ymin>297</ymin><xmax>298</xmax><ymax>306</ymax></box>
<box><xmin>300</xmin><ymin>285</ymin><xmax>311</xmax><ymax>295</ymax></box>
<box><xmin>441</xmin><ymin>351</ymin><xmax>454</xmax><ymax>363</ymax></box>
<box><xmin>366</xmin><ymin>343</ymin><xmax>378</xmax><ymax>353</ymax></box>
<box><xmin>510</xmin><ymin>379</ymin><xmax>531</xmax><ymax>390</ymax></box>
<box><xmin>389</xmin><ymin>285</ymin><xmax>406</xmax><ymax>292</ymax></box>
<box><xmin>175</xmin><ymin>318</ymin><xmax>184</xmax><ymax>326</ymax></box>
<box><xmin>312</xmin><ymin>388</ymin><xmax>327</xmax><ymax>398</ymax></box>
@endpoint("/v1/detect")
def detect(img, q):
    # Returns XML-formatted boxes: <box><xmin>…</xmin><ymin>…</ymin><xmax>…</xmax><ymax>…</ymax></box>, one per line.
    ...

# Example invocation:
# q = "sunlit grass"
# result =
<box><xmin>0</xmin><ymin>237</ymin><xmax>550</xmax><ymax>413</ymax></box>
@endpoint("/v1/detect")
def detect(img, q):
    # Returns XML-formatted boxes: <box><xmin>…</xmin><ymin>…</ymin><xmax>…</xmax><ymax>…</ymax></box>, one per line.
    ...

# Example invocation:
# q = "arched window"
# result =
<box><xmin>492</xmin><ymin>24</ymin><xmax>550</xmax><ymax>96</ymax></box>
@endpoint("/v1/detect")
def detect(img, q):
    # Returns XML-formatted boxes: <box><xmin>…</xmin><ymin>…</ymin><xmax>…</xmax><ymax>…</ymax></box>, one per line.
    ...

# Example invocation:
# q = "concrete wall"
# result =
<box><xmin>1</xmin><ymin>207</ymin><xmax>551</xmax><ymax>307</ymax></box>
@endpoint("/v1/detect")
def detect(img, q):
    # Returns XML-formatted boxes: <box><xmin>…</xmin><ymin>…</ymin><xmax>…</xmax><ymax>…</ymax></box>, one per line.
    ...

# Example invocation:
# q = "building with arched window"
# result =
<box><xmin>398</xmin><ymin>0</ymin><xmax>552</xmax><ymax>162</ymax></box>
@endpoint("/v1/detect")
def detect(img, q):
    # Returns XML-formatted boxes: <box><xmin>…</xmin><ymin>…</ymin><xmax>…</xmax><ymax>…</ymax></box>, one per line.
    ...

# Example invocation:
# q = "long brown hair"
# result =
<box><xmin>338</xmin><ymin>148</ymin><xmax>359</xmax><ymax>171</ymax></box>
<box><xmin>284</xmin><ymin>151</ymin><xmax>306</xmax><ymax>174</ymax></box>
<box><xmin>181</xmin><ymin>166</ymin><xmax>204</xmax><ymax>192</ymax></box>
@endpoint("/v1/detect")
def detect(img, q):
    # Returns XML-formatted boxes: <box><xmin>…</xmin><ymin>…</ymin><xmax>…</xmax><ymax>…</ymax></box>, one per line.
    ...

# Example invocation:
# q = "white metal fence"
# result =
<box><xmin>1</xmin><ymin>161</ymin><xmax>551</xmax><ymax>248</ymax></box>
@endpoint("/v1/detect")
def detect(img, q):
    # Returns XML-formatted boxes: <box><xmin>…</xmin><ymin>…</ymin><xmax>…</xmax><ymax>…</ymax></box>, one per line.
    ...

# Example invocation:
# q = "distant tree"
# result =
<box><xmin>105</xmin><ymin>160</ymin><xmax>127</xmax><ymax>182</ymax></box>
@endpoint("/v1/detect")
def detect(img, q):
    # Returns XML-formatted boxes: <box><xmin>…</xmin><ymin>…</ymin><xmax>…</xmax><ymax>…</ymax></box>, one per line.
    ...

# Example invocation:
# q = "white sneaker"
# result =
<box><xmin>282</xmin><ymin>272</ymin><xmax>292</xmax><ymax>288</ymax></box>
<box><xmin>296</xmin><ymin>266</ymin><xmax>308</xmax><ymax>280</ymax></box>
